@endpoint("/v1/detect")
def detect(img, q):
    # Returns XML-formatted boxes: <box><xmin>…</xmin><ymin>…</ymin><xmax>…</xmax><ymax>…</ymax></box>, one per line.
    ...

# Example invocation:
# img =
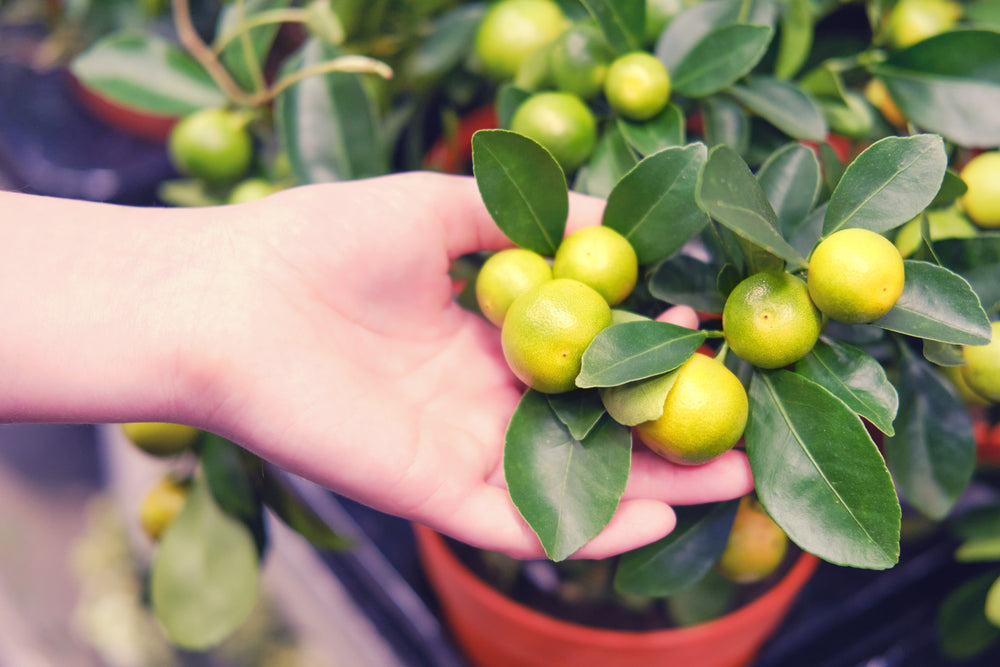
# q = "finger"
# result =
<box><xmin>570</xmin><ymin>499</ymin><xmax>677</xmax><ymax>560</ymax></box>
<box><xmin>656</xmin><ymin>304</ymin><xmax>699</xmax><ymax>329</ymax></box>
<box><xmin>429</xmin><ymin>484</ymin><xmax>549</xmax><ymax>559</ymax></box>
<box><xmin>624</xmin><ymin>448</ymin><xmax>755</xmax><ymax>505</ymax></box>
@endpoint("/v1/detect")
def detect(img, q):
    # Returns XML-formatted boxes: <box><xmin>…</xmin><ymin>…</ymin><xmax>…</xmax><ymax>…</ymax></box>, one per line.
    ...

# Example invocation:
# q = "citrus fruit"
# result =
<box><xmin>476</xmin><ymin>247</ymin><xmax>553</xmax><ymax>327</ymax></box>
<box><xmin>961</xmin><ymin>322</ymin><xmax>1000</xmax><ymax>403</ymax></box>
<box><xmin>722</xmin><ymin>270</ymin><xmax>823</xmax><ymax>369</ymax></box>
<box><xmin>864</xmin><ymin>78</ymin><xmax>907</xmax><ymax>129</ymax></box>
<box><xmin>716</xmin><ymin>496</ymin><xmax>789</xmax><ymax>584</ymax></box>
<box><xmin>552</xmin><ymin>226</ymin><xmax>639</xmax><ymax>306</ymax></box>
<box><xmin>960</xmin><ymin>151</ymin><xmax>1000</xmax><ymax>228</ymax></box>
<box><xmin>510</xmin><ymin>91</ymin><xmax>597</xmax><ymax>173</ymax></box>
<box><xmin>473</xmin><ymin>0</ymin><xmax>568</xmax><ymax>81</ymax></box>
<box><xmin>886</xmin><ymin>0</ymin><xmax>961</xmax><ymax>48</ymax></box>
<box><xmin>168</xmin><ymin>108</ymin><xmax>254</xmax><ymax>184</ymax></box>
<box><xmin>228</xmin><ymin>178</ymin><xmax>281</xmax><ymax>204</ymax></box>
<box><xmin>121</xmin><ymin>422</ymin><xmax>200</xmax><ymax>458</ymax></box>
<box><xmin>634</xmin><ymin>353</ymin><xmax>749</xmax><ymax>465</ymax></box>
<box><xmin>604</xmin><ymin>52</ymin><xmax>671</xmax><ymax>121</ymax></box>
<box><xmin>645</xmin><ymin>0</ymin><xmax>684</xmax><ymax>44</ymax></box>
<box><xmin>894</xmin><ymin>207</ymin><xmax>978</xmax><ymax>257</ymax></box>
<box><xmin>807</xmin><ymin>228</ymin><xmax>906</xmax><ymax>324</ymax></box>
<box><xmin>549</xmin><ymin>23</ymin><xmax>614</xmax><ymax>99</ymax></box>
<box><xmin>140</xmin><ymin>476</ymin><xmax>188</xmax><ymax>541</ymax></box>
<box><xmin>940</xmin><ymin>364</ymin><xmax>991</xmax><ymax>407</ymax></box>
<box><xmin>501</xmin><ymin>278</ymin><xmax>612</xmax><ymax>393</ymax></box>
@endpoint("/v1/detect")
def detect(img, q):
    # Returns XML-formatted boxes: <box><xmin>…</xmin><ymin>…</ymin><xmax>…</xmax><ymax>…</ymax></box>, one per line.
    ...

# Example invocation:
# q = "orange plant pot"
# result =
<box><xmin>414</xmin><ymin>524</ymin><xmax>819</xmax><ymax>667</ymax></box>
<box><xmin>69</xmin><ymin>74</ymin><xmax>179</xmax><ymax>143</ymax></box>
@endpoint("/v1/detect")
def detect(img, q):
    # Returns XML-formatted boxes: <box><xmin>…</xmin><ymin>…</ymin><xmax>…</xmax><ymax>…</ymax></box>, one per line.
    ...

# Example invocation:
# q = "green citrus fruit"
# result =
<box><xmin>139</xmin><ymin>476</ymin><xmax>188</xmax><ymax>541</ymax></box>
<box><xmin>121</xmin><ymin>422</ymin><xmax>200</xmax><ymax>458</ymax></box>
<box><xmin>864</xmin><ymin>78</ymin><xmax>908</xmax><ymax>129</ymax></box>
<box><xmin>552</xmin><ymin>226</ymin><xmax>638</xmax><ymax>306</ymax></box>
<box><xmin>961</xmin><ymin>321</ymin><xmax>1000</xmax><ymax>403</ymax></box>
<box><xmin>723</xmin><ymin>271</ymin><xmax>823</xmax><ymax>369</ymax></box>
<box><xmin>510</xmin><ymin>91</ymin><xmax>598</xmax><ymax>173</ymax></box>
<box><xmin>634</xmin><ymin>353</ymin><xmax>748</xmax><ymax>465</ymax></box>
<box><xmin>228</xmin><ymin>178</ymin><xmax>281</xmax><ymax>204</ymax></box>
<box><xmin>549</xmin><ymin>23</ymin><xmax>614</xmax><ymax>100</ymax></box>
<box><xmin>941</xmin><ymin>364</ymin><xmax>991</xmax><ymax>407</ymax></box>
<box><xmin>886</xmin><ymin>0</ymin><xmax>961</xmax><ymax>49</ymax></box>
<box><xmin>168</xmin><ymin>108</ymin><xmax>254</xmax><ymax>184</ymax></box>
<box><xmin>716</xmin><ymin>496</ymin><xmax>789</xmax><ymax>584</ymax></box>
<box><xmin>501</xmin><ymin>278</ymin><xmax>612</xmax><ymax>393</ymax></box>
<box><xmin>603</xmin><ymin>52</ymin><xmax>671</xmax><ymax>121</ymax></box>
<box><xmin>894</xmin><ymin>206</ymin><xmax>978</xmax><ymax>257</ymax></box>
<box><xmin>473</xmin><ymin>0</ymin><xmax>568</xmax><ymax>81</ymax></box>
<box><xmin>476</xmin><ymin>248</ymin><xmax>553</xmax><ymax>327</ymax></box>
<box><xmin>808</xmin><ymin>228</ymin><xmax>906</xmax><ymax>324</ymax></box>
<box><xmin>960</xmin><ymin>151</ymin><xmax>1000</xmax><ymax>228</ymax></box>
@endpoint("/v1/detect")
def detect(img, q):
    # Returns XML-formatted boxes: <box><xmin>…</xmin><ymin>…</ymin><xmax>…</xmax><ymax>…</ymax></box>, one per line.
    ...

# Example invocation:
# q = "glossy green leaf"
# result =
<box><xmin>696</xmin><ymin>144</ymin><xmax>809</xmax><ymax>270</ymax></box>
<box><xmin>600</xmin><ymin>371</ymin><xmax>677</xmax><ymax>426</ymax></box>
<box><xmin>727</xmin><ymin>76</ymin><xmax>827</xmax><ymax>141</ymax></box>
<box><xmin>151</xmin><ymin>473</ymin><xmax>259</xmax><ymax>650</ymax></box>
<box><xmin>578</xmin><ymin>321</ymin><xmax>707</xmax><ymax>387</ymax></box>
<box><xmin>923</xmin><ymin>339</ymin><xmax>964</xmax><ymax>367</ymax></box>
<box><xmin>547</xmin><ymin>390</ymin><xmax>607</xmax><ymax>441</ymax></box>
<box><xmin>937</xmin><ymin>572</ymin><xmax>1000</xmax><ymax>659</ymax></box>
<box><xmin>756</xmin><ymin>142</ymin><xmax>822</xmax><ymax>235</ymax></box>
<box><xmin>573</xmin><ymin>124</ymin><xmax>639</xmax><ymax>198</ymax></box>
<box><xmin>259</xmin><ymin>467</ymin><xmax>352</xmax><ymax>551</ymax></box>
<box><xmin>823</xmin><ymin>134</ymin><xmax>948</xmax><ymax>236</ymax></box>
<box><xmin>794</xmin><ymin>339</ymin><xmax>898</xmax><ymax>437</ymax></box>
<box><xmin>505</xmin><ymin>391</ymin><xmax>632</xmax><ymax>561</ymax></box>
<box><xmin>69</xmin><ymin>32</ymin><xmax>225</xmax><ymax>115</ymax></box>
<box><xmin>787</xmin><ymin>202</ymin><xmax>825</xmax><ymax>259</ymax></box>
<box><xmin>580</xmin><ymin>0</ymin><xmax>645</xmax><ymax>54</ymax></box>
<box><xmin>472</xmin><ymin>130</ymin><xmax>568</xmax><ymax>255</ymax></box>
<box><xmin>216</xmin><ymin>0</ymin><xmax>292</xmax><ymax>92</ymax></box>
<box><xmin>870</xmin><ymin>30</ymin><xmax>1000</xmax><ymax>148</ymax></box>
<box><xmin>933</xmin><ymin>235</ymin><xmax>1000</xmax><ymax>314</ymax></box>
<box><xmin>873</xmin><ymin>260</ymin><xmax>992</xmax><ymax>346</ymax></box>
<box><xmin>496</xmin><ymin>84</ymin><xmax>532</xmax><ymax>129</ymax></box>
<box><xmin>200</xmin><ymin>434</ymin><xmax>267</xmax><ymax>553</ymax></box>
<box><xmin>617</xmin><ymin>103</ymin><xmax>685</xmax><ymax>156</ymax></box>
<box><xmin>399</xmin><ymin>4</ymin><xmax>485</xmax><ymax>86</ymax></box>
<box><xmin>655</xmin><ymin>0</ymin><xmax>747</xmax><ymax>70</ymax></box>
<box><xmin>672</xmin><ymin>24</ymin><xmax>774</xmax><ymax>98</ymax></box>
<box><xmin>648</xmin><ymin>254</ymin><xmax>727</xmax><ymax>314</ymax></box>
<box><xmin>602</xmin><ymin>144</ymin><xmax>709</xmax><ymax>265</ymax></box>
<box><xmin>884</xmin><ymin>346</ymin><xmax>975</xmax><ymax>520</ymax></box>
<box><xmin>701</xmin><ymin>95</ymin><xmax>750</xmax><ymax>154</ymax></box>
<box><xmin>275</xmin><ymin>39</ymin><xmax>386</xmax><ymax>184</ymax></box>
<box><xmin>774</xmin><ymin>0</ymin><xmax>813</xmax><ymax>80</ymax></box>
<box><xmin>818</xmin><ymin>141</ymin><xmax>846</xmax><ymax>194</ymax></box>
<box><xmin>747</xmin><ymin>370</ymin><xmax>900</xmax><ymax>569</ymax></box>
<box><xmin>614</xmin><ymin>500</ymin><xmax>739</xmax><ymax>597</ymax></box>
<box><xmin>930</xmin><ymin>168</ymin><xmax>968</xmax><ymax>208</ymax></box>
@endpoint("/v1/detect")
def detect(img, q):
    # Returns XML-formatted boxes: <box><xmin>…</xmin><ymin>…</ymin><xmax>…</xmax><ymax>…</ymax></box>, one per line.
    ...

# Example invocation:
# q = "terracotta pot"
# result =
<box><xmin>414</xmin><ymin>524</ymin><xmax>819</xmax><ymax>667</ymax></box>
<box><xmin>69</xmin><ymin>74</ymin><xmax>180</xmax><ymax>143</ymax></box>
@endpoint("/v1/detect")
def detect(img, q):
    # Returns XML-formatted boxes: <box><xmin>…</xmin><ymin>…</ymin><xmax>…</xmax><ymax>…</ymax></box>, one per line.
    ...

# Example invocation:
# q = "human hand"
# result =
<box><xmin>170</xmin><ymin>171</ymin><xmax>755</xmax><ymax>559</ymax></box>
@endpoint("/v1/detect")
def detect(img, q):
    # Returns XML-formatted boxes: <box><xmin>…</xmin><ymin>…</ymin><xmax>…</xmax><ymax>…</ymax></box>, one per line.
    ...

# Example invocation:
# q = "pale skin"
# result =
<box><xmin>0</xmin><ymin>171</ymin><xmax>753</xmax><ymax>559</ymax></box>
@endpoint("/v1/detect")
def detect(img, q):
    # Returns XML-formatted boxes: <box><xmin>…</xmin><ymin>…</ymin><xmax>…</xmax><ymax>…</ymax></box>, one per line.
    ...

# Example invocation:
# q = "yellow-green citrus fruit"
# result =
<box><xmin>476</xmin><ymin>248</ymin><xmax>553</xmax><ymax>327</ymax></box>
<box><xmin>808</xmin><ymin>228</ymin><xmax>906</xmax><ymax>324</ymax></box>
<box><xmin>960</xmin><ymin>152</ymin><xmax>1000</xmax><ymax>229</ymax></box>
<box><xmin>864</xmin><ymin>78</ymin><xmax>908</xmax><ymax>129</ymax></box>
<box><xmin>961</xmin><ymin>322</ymin><xmax>1000</xmax><ymax>403</ymax></box>
<box><xmin>228</xmin><ymin>178</ymin><xmax>281</xmax><ymax>204</ymax></box>
<box><xmin>604</xmin><ymin>52</ymin><xmax>671</xmax><ymax>121</ymax></box>
<box><xmin>501</xmin><ymin>278</ymin><xmax>612</xmax><ymax>393</ymax></box>
<box><xmin>635</xmin><ymin>353</ymin><xmax>749</xmax><ymax>465</ymax></box>
<box><xmin>941</xmin><ymin>364</ymin><xmax>991</xmax><ymax>407</ymax></box>
<box><xmin>168</xmin><ymin>108</ymin><xmax>254</xmax><ymax>184</ymax></box>
<box><xmin>121</xmin><ymin>422</ymin><xmax>200</xmax><ymax>458</ymax></box>
<box><xmin>473</xmin><ymin>0</ymin><xmax>568</xmax><ymax>81</ymax></box>
<box><xmin>549</xmin><ymin>23</ymin><xmax>614</xmax><ymax>99</ymax></box>
<box><xmin>723</xmin><ymin>271</ymin><xmax>823</xmax><ymax>369</ymax></box>
<box><xmin>716</xmin><ymin>496</ymin><xmax>789</xmax><ymax>584</ymax></box>
<box><xmin>886</xmin><ymin>0</ymin><xmax>961</xmax><ymax>49</ymax></box>
<box><xmin>511</xmin><ymin>91</ymin><xmax>598</xmax><ymax>173</ymax></box>
<box><xmin>894</xmin><ymin>207</ymin><xmax>979</xmax><ymax>257</ymax></box>
<box><xmin>139</xmin><ymin>476</ymin><xmax>188</xmax><ymax>541</ymax></box>
<box><xmin>552</xmin><ymin>226</ymin><xmax>639</xmax><ymax>306</ymax></box>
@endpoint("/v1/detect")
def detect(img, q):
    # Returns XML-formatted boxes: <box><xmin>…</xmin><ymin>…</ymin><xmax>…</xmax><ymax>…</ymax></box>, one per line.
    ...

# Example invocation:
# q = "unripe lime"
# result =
<box><xmin>511</xmin><ymin>91</ymin><xmax>598</xmax><ymax>173</ymax></box>
<box><xmin>168</xmin><ymin>108</ymin><xmax>254</xmax><ymax>184</ymax></box>
<box><xmin>476</xmin><ymin>248</ymin><xmax>553</xmax><ymax>327</ymax></box>
<box><xmin>474</xmin><ymin>0</ymin><xmax>568</xmax><ymax>81</ymax></box>
<box><xmin>604</xmin><ymin>52</ymin><xmax>671</xmax><ymax>121</ymax></box>
<box><xmin>553</xmin><ymin>226</ymin><xmax>638</xmax><ymax>306</ymax></box>
<box><xmin>121</xmin><ymin>422</ymin><xmax>200</xmax><ymax>458</ymax></box>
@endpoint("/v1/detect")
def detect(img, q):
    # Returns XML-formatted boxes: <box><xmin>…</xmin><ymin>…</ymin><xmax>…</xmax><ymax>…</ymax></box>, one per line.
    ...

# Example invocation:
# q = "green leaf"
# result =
<box><xmin>923</xmin><ymin>339</ymin><xmax>965</xmax><ymax>367</ymax></box>
<box><xmin>472</xmin><ymin>130</ymin><xmax>568</xmax><ymax>255</ymax></box>
<box><xmin>823</xmin><ymin>134</ymin><xmax>948</xmax><ymax>236</ymax></box>
<box><xmin>666</xmin><ymin>570</ymin><xmax>737</xmax><ymax>626</ymax></box>
<box><xmin>701</xmin><ymin>95</ymin><xmax>750</xmax><ymax>154</ymax></box>
<box><xmin>870</xmin><ymin>30</ymin><xmax>1000</xmax><ymax>148</ymax></box>
<box><xmin>774</xmin><ymin>0</ymin><xmax>813</xmax><ymax>80</ymax></box>
<box><xmin>573</xmin><ymin>124</ymin><xmax>639</xmax><ymax>198</ymax></box>
<box><xmin>151</xmin><ymin>473</ymin><xmax>259</xmax><ymax>650</ymax></box>
<box><xmin>954</xmin><ymin>502</ymin><xmax>1000</xmax><ymax>544</ymax></box>
<box><xmin>616</xmin><ymin>103</ymin><xmax>686</xmax><ymax>156</ymax></box>
<box><xmin>602</xmin><ymin>144</ymin><xmax>709</xmax><ymax>265</ymax></box>
<box><xmin>200</xmin><ymin>434</ymin><xmax>267</xmax><ymax>553</ymax></box>
<box><xmin>578</xmin><ymin>321</ymin><xmax>706</xmax><ymax>387</ymax></box>
<box><xmin>794</xmin><ymin>339</ymin><xmax>898</xmax><ymax>437</ymax></box>
<box><xmin>756</xmin><ymin>142</ymin><xmax>822</xmax><ymax>236</ymax></box>
<box><xmin>614</xmin><ymin>500</ymin><xmax>739</xmax><ymax>596</ymax></box>
<box><xmin>696</xmin><ymin>144</ymin><xmax>809</xmax><ymax>270</ymax></box>
<box><xmin>504</xmin><ymin>391</ymin><xmax>632</xmax><ymax>561</ymax></box>
<box><xmin>579</xmin><ymin>0</ymin><xmax>645</xmax><ymax>54</ymax></box>
<box><xmin>275</xmin><ymin>39</ymin><xmax>386</xmax><ymax>184</ymax></box>
<box><xmin>547</xmin><ymin>390</ymin><xmax>607</xmax><ymax>441</ymax></box>
<box><xmin>258</xmin><ymin>467</ymin><xmax>352</xmax><ymax>551</ymax></box>
<box><xmin>217</xmin><ymin>0</ymin><xmax>292</xmax><ymax>93</ymax></box>
<box><xmin>671</xmin><ymin>24</ymin><xmax>774</xmax><ymax>98</ymax></box>
<box><xmin>600</xmin><ymin>371</ymin><xmax>677</xmax><ymax>426</ymax></box>
<box><xmin>747</xmin><ymin>370</ymin><xmax>900</xmax><ymax>569</ymax></box>
<box><xmin>69</xmin><ymin>32</ymin><xmax>225</xmax><ymax>115</ymax></box>
<box><xmin>937</xmin><ymin>572</ymin><xmax>1000</xmax><ymax>659</ymax></box>
<box><xmin>727</xmin><ymin>76</ymin><xmax>827</xmax><ymax>141</ymax></box>
<box><xmin>655</xmin><ymin>0</ymin><xmax>747</xmax><ymax>70</ymax></box>
<box><xmin>957</xmin><ymin>537</ymin><xmax>1000</xmax><ymax>563</ymax></box>
<box><xmin>933</xmin><ymin>235</ymin><xmax>1000</xmax><ymax>315</ymax></box>
<box><xmin>873</xmin><ymin>260</ymin><xmax>992</xmax><ymax>346</ymax></box>
<box><xmin>399</xmin><ymin>4</ymin><xmax>485</xmax><ymax>86</ymax></box>
<box><xmin>648</xmin><ymin>254</ymin><xmax>727</xmax><ymax>314</ymax></box>
<box><xmin>884</xmin><ymin>346</ymin><xmax>975</xmax><ymax>521</ymax></box>
<box><xmin>930</xmin><ymin>168</ymin><xmax>968</xmax><ymax>208</ymax></box>
<box><xmin>787</xmin><ymin>202</ymin><xmax>826</xmax><ymax>259</ymax></box>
